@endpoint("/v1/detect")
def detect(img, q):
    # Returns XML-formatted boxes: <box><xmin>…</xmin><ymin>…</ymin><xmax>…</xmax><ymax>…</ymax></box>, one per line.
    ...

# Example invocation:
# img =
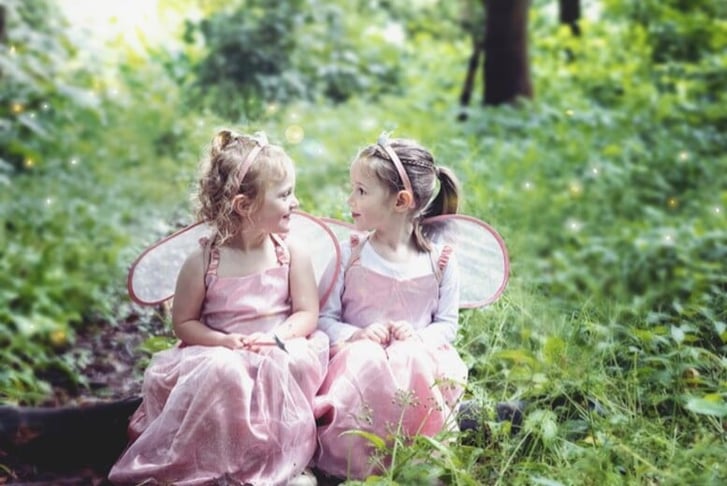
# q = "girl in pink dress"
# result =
<box><xmin>109</xmin><ymin>130</ymin><xmax>327</xmax><ymax>486</ymax></box>
<box><xmin>314</xmin><ymin>135</ymin><xmax>468</xmax><ymax>479</ymax></box>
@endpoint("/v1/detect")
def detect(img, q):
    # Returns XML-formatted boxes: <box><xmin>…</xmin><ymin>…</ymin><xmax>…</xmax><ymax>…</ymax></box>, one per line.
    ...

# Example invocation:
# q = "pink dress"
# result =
<box><xmin>314</xmin><ymin>236</ymin><xmax>467</xmax><ymax>479</ymax></box>
<box><xmin>109</xmin><ymin>235</ymin><xmax>329</xmax><ymax>486</ymax></box>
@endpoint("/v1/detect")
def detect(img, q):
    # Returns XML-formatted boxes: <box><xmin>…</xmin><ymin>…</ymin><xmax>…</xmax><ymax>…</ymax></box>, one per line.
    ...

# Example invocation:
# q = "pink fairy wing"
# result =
<box><xmin>320</xmin><ymin>215</ymin><xmax>509</xmax><ymax>308</ymax></box>
<box><xmin>127</xmin><ymin>210</ymin><xmax>341</xmax><ymax>307</ymax></box>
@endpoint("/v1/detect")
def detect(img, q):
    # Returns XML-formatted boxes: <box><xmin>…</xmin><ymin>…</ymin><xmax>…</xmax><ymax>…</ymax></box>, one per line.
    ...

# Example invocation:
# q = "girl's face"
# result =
<box><xmin>251</xmin><ymin>166</ymin><xmax>299</xmax><ymax>234</ymax></box>
<box><xmin>347</xmin><ymin>158</ymin><xmax>396</xmax><ymax>232</ymax></box>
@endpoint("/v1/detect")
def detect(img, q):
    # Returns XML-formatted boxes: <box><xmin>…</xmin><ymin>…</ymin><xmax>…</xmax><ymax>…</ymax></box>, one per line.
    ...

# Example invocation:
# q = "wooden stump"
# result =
<box><xmin>0</xmin><ymin>396</ymin><xmax>141</xmax><ymax>473</ymax></box>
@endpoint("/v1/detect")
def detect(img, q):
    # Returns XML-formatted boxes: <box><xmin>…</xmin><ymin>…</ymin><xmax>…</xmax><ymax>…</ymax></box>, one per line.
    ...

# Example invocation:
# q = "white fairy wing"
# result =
<box><xmin>288</xmin><ymin>211</ymin><xmax>342</xmax><ymax>307</ymax></box>
<box><xmin>320</xmin><ymin>215</ymin><xmax>509</xmax><ymax>308</ymax></box>
<box><xmin>422</xmin><ymin>214</ymin><xmax>509</xmax><ymax>308</ymax></box>
<box><xmin>127</xmin><ymin>210</ymin><xmax>341</xmax><ymax>307</ymax></box>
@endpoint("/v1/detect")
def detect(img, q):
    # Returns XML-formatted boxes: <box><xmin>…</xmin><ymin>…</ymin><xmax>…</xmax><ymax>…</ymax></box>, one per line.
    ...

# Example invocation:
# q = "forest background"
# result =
<box><xmin>1</xmin><ymin>0</ymin><xmax>726</xmax><ymax>484</ymax></box>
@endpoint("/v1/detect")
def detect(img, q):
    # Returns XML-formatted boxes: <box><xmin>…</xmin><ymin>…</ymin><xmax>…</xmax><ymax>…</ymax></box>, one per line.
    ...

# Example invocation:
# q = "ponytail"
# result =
<box><xmin>412</xmin><ymin>165</ymin><xmax>461</xmax><ymax>252</ymax></box>
<box><xmin>424</xmin><ymin>166</ymin><xmax>460</xmax><ymax>218</ymax></box>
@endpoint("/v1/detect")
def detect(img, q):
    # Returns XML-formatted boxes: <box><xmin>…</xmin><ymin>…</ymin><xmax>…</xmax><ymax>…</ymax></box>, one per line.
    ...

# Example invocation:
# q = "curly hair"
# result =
<box><xmin>195</xmin><ymin>130</ymin><xmax>292</xmax><ymax>245</ymax></box>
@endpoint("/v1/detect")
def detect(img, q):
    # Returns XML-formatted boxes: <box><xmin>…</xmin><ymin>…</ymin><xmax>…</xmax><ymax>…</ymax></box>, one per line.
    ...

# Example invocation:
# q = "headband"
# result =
<box><xmin>232</xmin><ymin>134</ymin><xmax>268</xmax><ymax>189</ymax></box>
<box><xmin>377</xmin><ymin>132</ymin><xmax>415</xmax><ymax>208</ymax></box>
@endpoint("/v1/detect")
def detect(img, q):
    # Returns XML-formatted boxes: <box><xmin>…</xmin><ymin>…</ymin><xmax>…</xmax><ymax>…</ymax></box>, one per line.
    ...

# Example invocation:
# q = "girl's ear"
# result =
<box><xmin>232</xmin><ymin>194</ymin><xmax>250</xmax><ymax>216</ymax></box>
<box><xmin>394</xmin><ymin>190</ymin><xmax>414</xmax><ymax>211</ymax></box>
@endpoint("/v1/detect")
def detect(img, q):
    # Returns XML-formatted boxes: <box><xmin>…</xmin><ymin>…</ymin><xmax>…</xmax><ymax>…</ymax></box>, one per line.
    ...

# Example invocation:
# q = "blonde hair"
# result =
<box><xmin>195</xmin><ymin>130</ymin><xmax>292</xmax><ymax>245</ymax></box>
<box><xmin>354</xmin><ymin>137</ymin><xmax>460</xmax><ymax>251</ymax></box>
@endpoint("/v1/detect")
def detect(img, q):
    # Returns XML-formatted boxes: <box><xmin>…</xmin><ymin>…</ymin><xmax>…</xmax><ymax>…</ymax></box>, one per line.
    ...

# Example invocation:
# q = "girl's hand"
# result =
<box><xmin>243</xmin><ymin>331</ymin><xmax>272</xmax><ymax>353</ymax></box>
<box><xmin>389</xmin><ymin>320</ymin><xmax>417</xmax><ymax>341</ymax></box>
<box><xmin>220</xmin><ymin>332</ymin><xmax>247</xmax><ymax>350</ymax></box>
<box><xmin>350</xmin><ymin>322</ymin><xmax>390</xmax><ymax>345</ymax></box>
<box><xmin>330</xmin><ymin>340</ymin><xmax>347</xmax><ymax>357</ymax></box>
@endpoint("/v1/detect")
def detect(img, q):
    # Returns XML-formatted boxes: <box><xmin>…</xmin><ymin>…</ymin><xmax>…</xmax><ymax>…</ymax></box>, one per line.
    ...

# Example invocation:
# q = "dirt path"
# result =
<box><xmin>1</xmin><ymin>303</ymin><xmax>170</xmax><ymax>485</ymax></box>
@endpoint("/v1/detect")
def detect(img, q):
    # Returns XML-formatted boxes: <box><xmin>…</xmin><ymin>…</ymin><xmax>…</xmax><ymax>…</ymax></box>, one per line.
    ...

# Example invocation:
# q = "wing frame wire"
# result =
<box><xmin>289</xmin><ymin>210</ymin><xmax>342</xmax><ymax>309</ymax></box>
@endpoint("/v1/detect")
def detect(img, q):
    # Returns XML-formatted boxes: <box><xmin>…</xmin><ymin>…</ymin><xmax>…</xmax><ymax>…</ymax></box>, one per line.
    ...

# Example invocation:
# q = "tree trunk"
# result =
<box><xmin>0</xmin><ymin>4</ymin><xmax>6</xmax><ymax>44</ymax></box>
<box><xmin>0</xmin><ymin>5</ymin><xmax>5</xmax><ymax>80</ymax></box>
<box><xmin>458</xmin><ymin>36</ymin><xmax>484</xmax><ymax>121</ymax></box>
<box><xmin>559</xmin><ymin>0</ymin><xmax>581</xmax><ymax>36</ymax></box>
<box><xmin>483</xmin><ymin>0</ymin><xmax>533</xmax><ymax>106</ymax></box>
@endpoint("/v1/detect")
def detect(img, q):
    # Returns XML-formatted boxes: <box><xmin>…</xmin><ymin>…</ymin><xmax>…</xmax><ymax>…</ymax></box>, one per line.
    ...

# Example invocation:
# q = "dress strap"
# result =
<box><xmin>270</xmin><ymin>233</ymin><xmax>290</xmax><ymax>265</ymax></box>
<box><xmin>345</xmin><ymin>233</ymin><xmax>367</xmax><ymax>272</ymax></box>
<box><xmin>199</xmin><ymin>236</ymin><xmax>220</xmax><ymax>288</ymax></box>
<box><xmin>430</xmin><ymin>244</ymin><xmax>453</xmax><ymax>283</ymax></box>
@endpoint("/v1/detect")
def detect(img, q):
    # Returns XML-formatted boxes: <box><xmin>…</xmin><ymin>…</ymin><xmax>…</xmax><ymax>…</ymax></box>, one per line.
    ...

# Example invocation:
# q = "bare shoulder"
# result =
<box><xmin>179</xmin><ymin>246</ymin><xmax>205</xmax><ymax>276</ymax></box>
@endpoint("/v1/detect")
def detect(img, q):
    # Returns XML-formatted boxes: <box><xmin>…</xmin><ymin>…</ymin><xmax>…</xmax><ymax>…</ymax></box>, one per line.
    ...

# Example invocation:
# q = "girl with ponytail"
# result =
<box><xmin>314</xmin><ymin>134</ymin><xmax>468</xmax><ymax>480</ymax></box>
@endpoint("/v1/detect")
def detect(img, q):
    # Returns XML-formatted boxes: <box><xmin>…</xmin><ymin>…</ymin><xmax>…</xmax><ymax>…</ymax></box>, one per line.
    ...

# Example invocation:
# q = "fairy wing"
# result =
<box><xmin>127</xmin><ymin>210</ymin><xmax>341</xmax><ymax>307</ymax></box>
<box><xmin>320</xmin><ymin>215</ymin><xmax>509</xmax><ymax>308</ymax></box>
<box><xmin>422</xmin><ymin>214</ymin><xmax>509</xmax><ymax>308</ymax></box>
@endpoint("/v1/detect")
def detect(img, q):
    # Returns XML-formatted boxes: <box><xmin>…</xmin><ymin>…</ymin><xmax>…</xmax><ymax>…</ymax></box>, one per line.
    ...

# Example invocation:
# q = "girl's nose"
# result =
<box><xmin>291</xmin><ymin>195</ymin><xmax>299</xmax><ymax>208</ymax></box>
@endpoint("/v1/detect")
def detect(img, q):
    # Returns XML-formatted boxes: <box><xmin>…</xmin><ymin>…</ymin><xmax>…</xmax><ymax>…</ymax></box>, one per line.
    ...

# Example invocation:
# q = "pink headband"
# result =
<box><xmin>377</xmin><ymin>133</ymin><xmax>415</xmax><ymax>208</ymax></box>
<box><xmin>232</xmin><ymin>135</ymin><xmax>268</xmax><ymax>189</ymax></box>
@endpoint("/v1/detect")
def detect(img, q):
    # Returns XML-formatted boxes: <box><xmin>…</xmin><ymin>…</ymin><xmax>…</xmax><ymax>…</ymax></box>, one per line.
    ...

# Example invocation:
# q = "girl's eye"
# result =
<box><xmin>357</xmin><ymin>188</ymin><xmax>365</xmax><ymax>195</ymax></box>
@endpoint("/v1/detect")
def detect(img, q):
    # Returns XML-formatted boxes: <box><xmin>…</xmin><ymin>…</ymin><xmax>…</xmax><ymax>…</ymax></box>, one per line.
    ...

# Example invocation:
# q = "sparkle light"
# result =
<box><xmin>566</xmin><ymin>219</ymin><xmax>582</xmax><ymax>232</ymax></box>
<box><xmin>715</xmin><ymin>207</ymin><xmax>722</xmax><ymax>215</ymax></box>
<box><xmin>24</xmin><ymin>158</ymin><xmax>34</xmax><ymax>168</ymax></box>
<box><xmin>285</xmin><ymin>125</ymin><xmax>304</xmax><ymax>144</ymax></box>
<box><xmin>565</xmin><ymin>109</ymin><xmax>575</xmax><ymax>117</ymax></box>
<box><xmin>667</xmin><ymin>197</ymin><xmax>678</xmax><ymax>209</ymax></box>
<box><xmin>360</xmin><ymin>117</ymin><xmax>378</xmax><ymax>130</ymax></box>
<box><xmin>70</xmin><ymin>158</ymin><xmax>79</xmax><ymax>166</ymax></box>
<box><xmin>678</xmin><ymin>151</ymin><xmax>689</xmax><ymax>161</ymax></box>
<box><xmin>522</xmin><ymin>181</ymin><xmax>533</xmax><ymax>191</ymax></box>
<box><xmin>568</xmin><ymin>181</ymin><xmax>583</xmax><ymax>196</ymax></box>
<box><xmin>591</xmin><ymin>166</ymin><xmax>599</xmax><ymax>176</ymax></box>
<box><xmin>10</xmin><ymin>45</ymin><xmax>16</xmax><ymax>55</ymax></box>
<box><xmin>42</xmin><ymin>103</ymin><xmax>50</xmax><ymax>111</ymax></box>
<box><xmin>45</xmin><ymin>198</ymin><xmax>53</xmax><ymax>206</ymax></box>
<box><xmin>11</xmin><ymin>103</ymin><xmax>23</xmax><ymax>114</ymax></box>
<box><xmin>266</xmin><ymin>103</ymin><xmax>279</xmax><ymax>116</ymax></box>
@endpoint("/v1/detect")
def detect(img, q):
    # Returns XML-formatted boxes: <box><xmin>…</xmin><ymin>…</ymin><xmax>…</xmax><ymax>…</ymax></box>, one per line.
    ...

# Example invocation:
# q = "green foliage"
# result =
<box><xmin>0</xmin><ymin>0</ymin><xmax>215</xmax><ymax>403</ymax></box>
<box><xmin>0</xmin><ymin>0</ymin><xmax>103</xmax><ymax>173</ymax></box>
<box><xmin>2</xmin><ymin>0</ymin><xmax>727</xmax><ymax>483</ymax></box>
<box><xmin>178</xmin><ymin>0</ymin><xmax>403</xmax><ymax>120</ymax></box>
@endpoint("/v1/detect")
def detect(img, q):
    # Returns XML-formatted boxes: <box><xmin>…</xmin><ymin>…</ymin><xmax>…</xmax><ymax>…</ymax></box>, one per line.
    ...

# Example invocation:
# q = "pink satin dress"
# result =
<box><xmin>109</xmin><ymin>235</ymin><xmax>329</xmax><ymax>486</ymax></box>
<box><xmin>314</xmin><ymin>239</ymin><xmax>467</xmax><ymax>479</ymax></box>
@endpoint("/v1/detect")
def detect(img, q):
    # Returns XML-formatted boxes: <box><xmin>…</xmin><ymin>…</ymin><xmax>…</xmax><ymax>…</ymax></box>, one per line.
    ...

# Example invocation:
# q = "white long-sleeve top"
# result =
<box><xmin>318</xmin><ymin>240</ymin><xmax>460</xmax><ymax>345</ymax></box>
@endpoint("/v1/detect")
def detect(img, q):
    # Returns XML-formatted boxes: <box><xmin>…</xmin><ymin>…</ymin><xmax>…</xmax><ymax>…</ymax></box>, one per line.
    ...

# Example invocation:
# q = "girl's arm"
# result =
<box><xmin>172</xmin><ymin>249</ymin><xmax>244</xmax><ymax>348</ymax></box>
<box><xmin>276</xmin><ymin>239</ymin><xmax>319</xmax><ymax>340</ymax></box>
<box><xmin>418</xmin><ymin>250</ymin><xmax>460</xmax><ymax>345</ymax></box>
<box><xmin>317</xmin><ymin>244</ymin><xmax>362</xmax><ymax>344</ymax></box>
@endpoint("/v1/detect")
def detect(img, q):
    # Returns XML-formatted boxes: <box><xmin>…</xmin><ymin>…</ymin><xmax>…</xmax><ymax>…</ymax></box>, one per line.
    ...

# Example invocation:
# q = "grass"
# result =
<box><xmin>2</xmin><ymin>1</ymin><xmax>727</xmax><ymax>483</ymax></box>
